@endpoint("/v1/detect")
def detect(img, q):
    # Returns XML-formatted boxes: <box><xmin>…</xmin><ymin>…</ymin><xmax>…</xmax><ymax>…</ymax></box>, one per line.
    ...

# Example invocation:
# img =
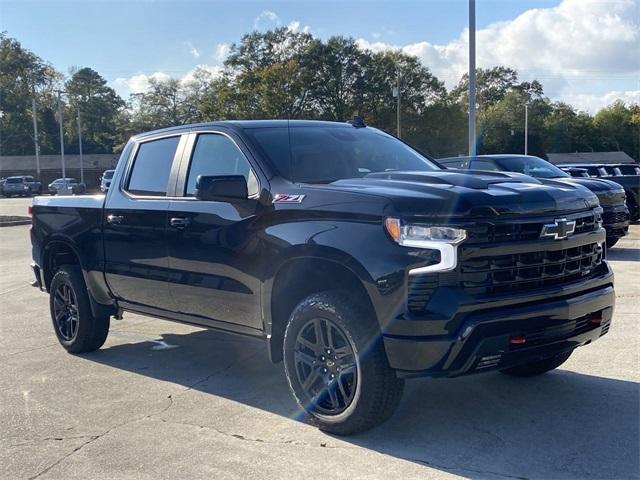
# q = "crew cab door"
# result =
<box><xmin>166</xmin><ymin>131</ymin><xmax>264</xmax><ymax>330</ymax></box>
<box><xmin>103</xmin><ymin>134</ymin><xmax>185</xmax><ymax>311</ymax></box>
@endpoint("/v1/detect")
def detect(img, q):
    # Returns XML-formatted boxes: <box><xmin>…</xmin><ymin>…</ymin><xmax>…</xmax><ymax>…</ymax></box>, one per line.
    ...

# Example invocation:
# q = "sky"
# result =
<box><xmin>1</xmin><ymin>0</ymin><xmax>638</xmax><ymax>113</ymax></box>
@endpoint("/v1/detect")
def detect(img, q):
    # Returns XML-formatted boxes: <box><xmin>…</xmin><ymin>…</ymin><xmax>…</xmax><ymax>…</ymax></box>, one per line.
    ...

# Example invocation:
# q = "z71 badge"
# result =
<box><xmin>273</xmin><ymin>194</ymin><xmax>305</xmax><ymax>204</ymax></box>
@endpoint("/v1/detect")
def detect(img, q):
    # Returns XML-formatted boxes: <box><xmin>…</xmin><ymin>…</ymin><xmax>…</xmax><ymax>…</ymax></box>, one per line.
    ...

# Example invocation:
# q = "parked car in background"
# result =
<box><xmin>48</xmin><ymin>177</ymin><xmax>87</xmax><ymax>195</ymax></box>
<box><xmin>100</xmin><ymin>169</ymin><xmax>115</xmax><ymax>192</ymax></box>
<box><xmin>439</xmin><ymin>155</ymin><xmax>630</xmax><ymax>248</ymax></box>
<box><xmin>1</xmin><ymin>175</ymin><xmax>42</xmax><ymax>197</ymax></box>
<box><xmin>558</xmin><ymin>163</ymin><xmax>640</xmax><ymax>221</ymax></box>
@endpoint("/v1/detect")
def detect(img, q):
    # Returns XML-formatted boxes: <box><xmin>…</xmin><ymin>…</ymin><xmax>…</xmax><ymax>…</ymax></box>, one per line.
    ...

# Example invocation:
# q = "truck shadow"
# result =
<box><xmin>85</xmin><ymin>328</ymin><xmax>639</xmax><ymax>479</ymax></box>
<box><xmin>607</xmin><ymin>247</ymin><xmax>640</xmax><ymax>262</ymax></box>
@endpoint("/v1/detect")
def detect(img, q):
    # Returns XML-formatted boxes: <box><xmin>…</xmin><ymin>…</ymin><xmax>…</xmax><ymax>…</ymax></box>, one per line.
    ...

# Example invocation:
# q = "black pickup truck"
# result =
<box><xmin>558</xmin><ymin>163</ymin><xmax>640</xmax><ymax>222</ymax></box>
<box><xmin>30</xmin><ymin>120</ymin><xmax>615</xmax><ymax>435</ymax></box>
<box><xmin>439</xmin><ymin>155</ymin><xmax>630</xmax><ymax>247</ymax></box>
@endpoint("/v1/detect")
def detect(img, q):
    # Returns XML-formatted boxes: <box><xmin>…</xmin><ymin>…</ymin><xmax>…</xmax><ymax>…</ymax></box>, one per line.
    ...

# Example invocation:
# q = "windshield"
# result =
<box><xmin>6</xmin><ymin>177</ymin><xmax>23</xmax><ymax>184</ymax></box>
<box><xmin>246</xmin><ymin>126</ymin><xmax>439</xmax><ymax>183</ymax></box>
<box><xmin>492</xmin><ymin>156</ymin><xmax>568</xmax><ymax>179</ymax></box>
<box><xmin>104</xmin><ymin>171</ymin><xmax>115</xmax><ymax>179</ymax></box>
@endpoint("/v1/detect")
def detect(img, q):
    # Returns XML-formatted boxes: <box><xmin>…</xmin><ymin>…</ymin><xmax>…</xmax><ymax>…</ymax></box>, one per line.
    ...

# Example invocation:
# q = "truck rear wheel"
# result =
<box><xmin>500</xmin><ymin>350</ymin><xmax>573</xmax><ymax>377</ymax></box>
<box><xmin>283</xmin><ymin>291</ymin><xmax>404</xmax><ymax>435</ymax></box>
<box><xmin>49</xmin><ymin>265</ymin><xmax>110</xmax><ymax>353</ymax></box>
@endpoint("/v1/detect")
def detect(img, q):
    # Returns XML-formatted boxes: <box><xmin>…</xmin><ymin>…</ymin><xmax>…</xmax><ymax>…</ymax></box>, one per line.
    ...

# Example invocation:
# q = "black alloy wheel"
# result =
<box><xmin>52</xmin><ymin>283</ymin><xmax>79</xmax><ymax>341</ymax></box>
<box><xmin>293</xmin><ymin>317</ymin><xmax>358</xmax><ymax>415</ymax></box>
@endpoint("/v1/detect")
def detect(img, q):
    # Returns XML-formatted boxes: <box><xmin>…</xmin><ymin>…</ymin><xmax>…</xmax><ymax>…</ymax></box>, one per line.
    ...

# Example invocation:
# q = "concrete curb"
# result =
<box><xmin>0</xmin><ymin>219</ymin><xmax>31</xmax><ymax>227</ymax></box>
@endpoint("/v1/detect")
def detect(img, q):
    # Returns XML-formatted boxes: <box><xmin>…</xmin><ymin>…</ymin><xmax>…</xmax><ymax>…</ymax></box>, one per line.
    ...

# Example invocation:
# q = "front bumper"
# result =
<box><xmin>602</xmin><ymin>204</ymin><xmax>630</xmax><ymax>239</ymax></box>
<box><xmin>3</xmin><ymin>186</ymin><xmax>29</xmax><ymax>194</ymax></box>
<box><xmin>383</xmin><ymin>263</ymin><xmax>614</xmax><ymax>378</ymax></box>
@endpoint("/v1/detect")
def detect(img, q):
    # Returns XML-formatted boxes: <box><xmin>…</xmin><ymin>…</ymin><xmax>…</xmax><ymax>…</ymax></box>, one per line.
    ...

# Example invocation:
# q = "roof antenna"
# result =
<box><xmin>349</xmin><ymin>115</ymin><xmax>366</xmax><ymax>128</ymax></box>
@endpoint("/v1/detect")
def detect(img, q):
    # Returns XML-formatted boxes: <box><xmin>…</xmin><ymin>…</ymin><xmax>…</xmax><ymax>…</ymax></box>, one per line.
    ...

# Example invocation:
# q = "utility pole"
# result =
<box><xmin>77</xmin><ymin>106</ymin><xmax>84</xmax><ymax>185</ymax></box>
<box><xmin>468</xmin><ymin>0</ymin><xmax>477</xmax><ymax>156</ymax></box>
<box><xmin>56</xmin><ymin>90</ymin><xmax>67</xmax><ymax>193</ymax></box>
<box><xmin>31</xmin><ymin>88</ymin><xmax>41</xmax><ymax>176</ymax></box>
<box><xmin>397</xmin><ymin>69</ymin><xmax>401</xmax><ymax>138</ymax></box>
<box><xmin>524</xmin><ymin>103</ymin><xmax>529</xmax><ymax>155</ymax></box>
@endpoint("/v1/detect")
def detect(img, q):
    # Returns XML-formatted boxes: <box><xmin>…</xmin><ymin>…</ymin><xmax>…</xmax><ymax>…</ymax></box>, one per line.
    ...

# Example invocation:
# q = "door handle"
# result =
<box><xmin>106</xmin><ymin>214</ymin><xmax>124</xmax><ymax>225</ymax></box>
<box><xmin>170</xmin><ymin>217</ymin><xmax>190</xmax><ymax>229</ymax></box>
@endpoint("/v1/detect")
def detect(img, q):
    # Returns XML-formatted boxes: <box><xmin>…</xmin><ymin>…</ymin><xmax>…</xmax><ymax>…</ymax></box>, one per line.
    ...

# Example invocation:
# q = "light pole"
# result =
<box><xmin>468</xmin><ymin>0</ymin><xmax>477</xmax><ymax>156</ymax></box>
<box><xmin>524</xmin><ymin>103</ymin><xmax>529</xmax><ymax>155</ymax></box>
<box><xmin>392</xmin><ymin>68</ymin><xmax>401</xmax><ymax>138</ymax></box>
<box><xmin>77</xmin><ymin>106</ymin><xmax>84</xmax><ymax>185</ymax></box>
<box><xmin>31</xmin><ymin>88</ymin><xmax>41</xmax><ymax>176</ymax></box>
<box><xmin>56</xmin><ymin>90</ymin><xmax>69</xmax><ymax>194</ymax></box>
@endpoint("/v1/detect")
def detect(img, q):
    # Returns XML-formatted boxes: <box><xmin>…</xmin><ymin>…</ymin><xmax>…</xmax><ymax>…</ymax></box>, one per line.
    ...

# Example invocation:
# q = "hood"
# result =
<box><xmin>327</xmin><ymin>170</ymin><xmax>599</xmax><ymax>218</ymax></box>
<box><xmin>549</xmin><ymin>177</ymin><xmax>624</xmax><ymax>194</ymax></box>
<box><xmin>544</xmin><ymin>177</ymin><xmax>626</xmax><ymax>206</ymax></box>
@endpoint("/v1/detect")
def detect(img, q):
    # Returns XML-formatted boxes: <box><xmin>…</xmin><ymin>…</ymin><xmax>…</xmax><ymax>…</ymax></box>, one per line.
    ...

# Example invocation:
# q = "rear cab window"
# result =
<box><xmin>126</xmin><ymin>136</ymin><xmax>181</xmax><ymax>196</ymax></box>
<box><xmin>470</xmin><ymin>159</ymin><xmax>500</xmax><ymax>171</ymax></box>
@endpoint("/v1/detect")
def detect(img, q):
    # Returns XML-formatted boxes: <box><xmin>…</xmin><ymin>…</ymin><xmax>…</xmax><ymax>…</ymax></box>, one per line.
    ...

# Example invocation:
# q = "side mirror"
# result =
<box><xmin>195</xmin><ymin>175</ymin><xmax>248</xmax><ymax>202</ymax></box>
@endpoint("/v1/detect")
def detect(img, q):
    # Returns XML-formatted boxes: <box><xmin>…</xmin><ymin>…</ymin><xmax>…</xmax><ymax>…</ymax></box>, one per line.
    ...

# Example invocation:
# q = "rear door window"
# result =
<box><xmin>127</xmin><ymin>136</ymin><xmax>180</xmax><ymax>196</ymax></box>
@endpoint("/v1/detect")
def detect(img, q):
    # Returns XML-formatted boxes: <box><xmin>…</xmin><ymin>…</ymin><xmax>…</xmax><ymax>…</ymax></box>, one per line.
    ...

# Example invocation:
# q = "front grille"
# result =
<box><xmin>465</xmin><ymin>212</ymin><xmax>598</xmax><ymax>243</ymax></box>
<box><xmin>406</xmin><ymin>211</ymin><xmax>604</xmax><ymax>313</ymax></box>
<box><xmin>460</xmin><ymin>243</ymin><xmax>603</xmax><ymax>295</ymax></box>
<box><xmin>602</xmin><ymin>210</ymin><xmax>629</xmax><ymax>225</ymax></box>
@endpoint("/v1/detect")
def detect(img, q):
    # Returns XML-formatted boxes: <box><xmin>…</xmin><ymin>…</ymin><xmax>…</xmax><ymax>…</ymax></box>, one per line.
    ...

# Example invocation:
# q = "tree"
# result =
<box><xmin>129</xmin><ymin>77</ymin><xmax>198</xmax><ymax>132</ymax></box>
<box><xmin>357</xmin><ymin>49</ymin><xmax>447</xmax><ymax>135</ymax></box>
<box><xmin>0</xmin><ymin>32</ymin><xmax>61</xmax><ymax>155</ymax></box>
<box><xmin>480</xmin><ymin>90</ymin><xmax>550</xmax><ymax>157</ymax></box>
<box><xmin>594</xmin><ymin>101</ymin><xmax>638</xmax><ymax>158</ymax></box>
<box><xmin>450</xmin><ymin>66</ymin><xmax>519</xmax><ymax>111</ymax></box>
<box><xmin>221</xmin><ymin>28</ymin><xmax>319</xmax><ymax>118</ymax></box>
<box><xmin>65</xmin><ymin>67</ymin><xmax>126</xmax><ymax>153</ymax></box>
<box><xmin>307</xmin><ymin>36</ymin><xmax>366</xmax><ymax>121</ymax></box>
<box><xmin>543</xmin><ymin>102</ymin><xmax>598</xmax><ymax>154</ymax></box>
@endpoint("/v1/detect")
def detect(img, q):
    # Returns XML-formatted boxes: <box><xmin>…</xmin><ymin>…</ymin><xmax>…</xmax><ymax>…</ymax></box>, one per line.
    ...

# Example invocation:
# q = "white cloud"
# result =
<box><xmin>562</xmin><ymin>90</ymin><xmax>640</xmax><ymax>113</ymax></box>
<box><xmin>214</xmin><ymin>43</ymin><xmax>230</xmax><ymax>63</ymax></box>
<box><xmin>254</xmin><ymin>10</ymin><xmax>280</xmax><ymax>30</ymax></box>
<box><xmin>113</xmin><ymin>64</ymin><xmax>226</xmax><ymax>97</ymax></box>
<box><xmin>287</xmin><ymin>20</ymin><xmax>310</xmax><ymax>34</ymax></box>
<box><xmin>114</xmin><ymin>72</ymin><xmax>171</xmax><ymax>95</ymax></box>
<box><xmin>184</xmin><ymin>41</ymin><xmax>200</xmax><ymax>58</ymax></box>
<box><xmin>357</xmin><ymin>0</ymin><xmax>640</xmax><ymax>112</ymax></box>
<box><xmin>180</xmin><ymin>64</ymin><xmax>225</xmax><ymax>85</ymax></box>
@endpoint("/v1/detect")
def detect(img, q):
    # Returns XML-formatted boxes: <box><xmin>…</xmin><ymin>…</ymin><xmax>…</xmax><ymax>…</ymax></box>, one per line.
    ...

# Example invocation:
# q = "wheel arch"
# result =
<box><xmin>42</xmin><ymin>238</ymin><xmax>116</xmax><ymax>318</ymax></box>
<box><xmin>265</xmin><ymin>250</ymin><xmax>377</xmax><ymax>363</ymax></box>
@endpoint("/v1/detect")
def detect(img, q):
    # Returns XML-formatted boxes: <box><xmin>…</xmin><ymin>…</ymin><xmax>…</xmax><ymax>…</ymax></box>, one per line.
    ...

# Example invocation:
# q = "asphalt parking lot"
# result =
<box><xmin>1</xmin><ymin>196</ymin><xmax>638</xmax><ymax>480</ymax></box>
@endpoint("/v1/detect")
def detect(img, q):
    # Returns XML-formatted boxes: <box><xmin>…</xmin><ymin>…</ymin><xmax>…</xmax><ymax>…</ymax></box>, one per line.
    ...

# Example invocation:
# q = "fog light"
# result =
<box><xmin>588</xmin><ymin>311</ymin><xmax>603</xmax><ymax>325</ymax></box>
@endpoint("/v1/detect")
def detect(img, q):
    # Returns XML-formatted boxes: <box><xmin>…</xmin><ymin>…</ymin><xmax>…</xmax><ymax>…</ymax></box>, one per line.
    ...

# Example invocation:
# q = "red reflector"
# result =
<box><xmin>28</xmin><ymin>206</ymin><xmax>33</xmax><ymax>216</ymax></box>
<box><xmin>510</xmin><ymin>335</ymin><xmax>526</xmax><ymax>345</ymax></box>
<box><xmin>588</xmin><ymin>311</ymin><xmax>603</xmax><ymax>325</ymax></box>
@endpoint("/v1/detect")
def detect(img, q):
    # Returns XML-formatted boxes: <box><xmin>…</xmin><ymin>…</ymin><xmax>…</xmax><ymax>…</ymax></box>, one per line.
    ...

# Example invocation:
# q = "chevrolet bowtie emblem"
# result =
<box><xmin>540</xmin><ymin>218</ymin><xmax>576</xmax><ymax>240</ymax></box>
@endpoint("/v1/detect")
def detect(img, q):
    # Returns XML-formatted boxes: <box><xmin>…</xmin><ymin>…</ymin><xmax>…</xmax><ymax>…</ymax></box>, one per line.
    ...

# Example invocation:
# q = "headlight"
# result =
<box><xmin>384</xmin><ymin>218</ymin><xmax>466</xmax><ymax>274</ymax></box>
<box><xmin>384</xmin><ymin>218</ymin><xmax>466</xmax><ymax>246</ymax></box>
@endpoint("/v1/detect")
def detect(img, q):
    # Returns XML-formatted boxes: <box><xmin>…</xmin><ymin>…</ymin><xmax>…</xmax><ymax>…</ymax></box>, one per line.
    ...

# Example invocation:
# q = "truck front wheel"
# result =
<box><xmin>500</xmin><ymin>350</ymin><xmax>573</xmax><ymax>377</ymax></box>
<box><xmin>283</xmin><ymin>291</ymin><xmax>404</xmax><ymax>435</ymax></box>
<box><xmin>49</xmin><ymin>265</ymin><xmax>110</xmax><ymax>353</ymax></box>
